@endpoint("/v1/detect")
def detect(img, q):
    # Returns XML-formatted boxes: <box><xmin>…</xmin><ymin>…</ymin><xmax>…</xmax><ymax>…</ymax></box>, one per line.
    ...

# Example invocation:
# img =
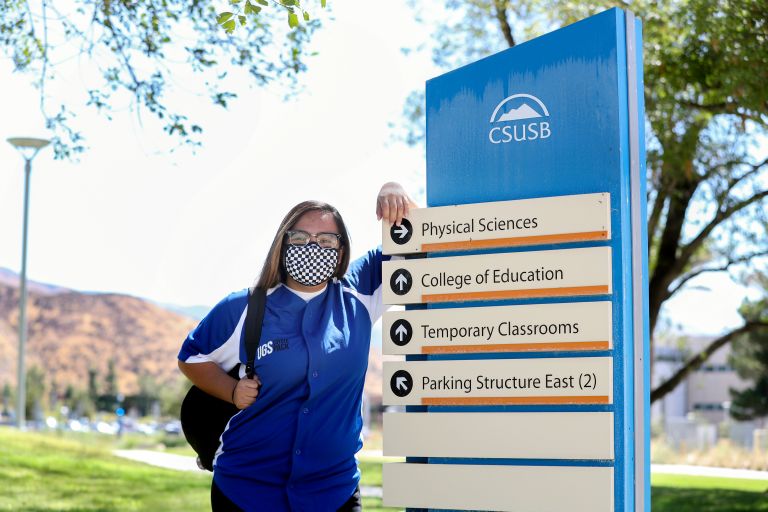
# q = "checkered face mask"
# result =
<box><xmin>284</xmin><ymin>243</ymin><xmax>339</xmax><ymax>287</ymax></box>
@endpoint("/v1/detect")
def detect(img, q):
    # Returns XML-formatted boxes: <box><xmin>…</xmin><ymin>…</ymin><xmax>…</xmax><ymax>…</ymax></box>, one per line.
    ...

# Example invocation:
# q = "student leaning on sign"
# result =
<box><xmin>178</xmin><ymin>182</ymin><xmax>416</xmax><ymax>512</ymax></box>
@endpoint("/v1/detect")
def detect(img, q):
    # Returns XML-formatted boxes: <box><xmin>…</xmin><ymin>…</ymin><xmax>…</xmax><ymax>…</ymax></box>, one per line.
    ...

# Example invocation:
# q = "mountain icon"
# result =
<box><xmin>496</xmin><ymin>102</ymin><xmax>542</xmax><ymax>122</ymax></box>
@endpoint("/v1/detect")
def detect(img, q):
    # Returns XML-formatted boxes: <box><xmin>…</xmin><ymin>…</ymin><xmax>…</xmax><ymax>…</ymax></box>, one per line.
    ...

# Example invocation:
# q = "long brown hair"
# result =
<box><xmin>256</xmin><ymin>201</ymin><xmax>351</xmax><ymax>289</ymax></box>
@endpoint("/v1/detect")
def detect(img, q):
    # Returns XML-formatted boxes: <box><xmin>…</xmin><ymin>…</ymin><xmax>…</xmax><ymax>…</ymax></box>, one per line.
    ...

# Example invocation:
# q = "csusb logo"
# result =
<box><xmin>488</xmin><ymin>93</ymin><xmax>551</xmax><ymax>144</ymax></box>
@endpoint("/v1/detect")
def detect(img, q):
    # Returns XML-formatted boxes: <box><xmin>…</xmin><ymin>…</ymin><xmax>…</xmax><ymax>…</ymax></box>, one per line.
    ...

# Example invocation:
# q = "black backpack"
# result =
<box><xmin>180</xmin><ymin>287</ymin><xmax>266</xmax><ymax>471</ymax></box>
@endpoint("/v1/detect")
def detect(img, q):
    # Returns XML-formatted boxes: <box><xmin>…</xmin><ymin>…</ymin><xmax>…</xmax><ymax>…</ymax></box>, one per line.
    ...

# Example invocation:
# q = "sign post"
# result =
<box><xmin>381</xmin><ymin>8</ymin><xmax>648</xmax><ymax>512</ymax></box>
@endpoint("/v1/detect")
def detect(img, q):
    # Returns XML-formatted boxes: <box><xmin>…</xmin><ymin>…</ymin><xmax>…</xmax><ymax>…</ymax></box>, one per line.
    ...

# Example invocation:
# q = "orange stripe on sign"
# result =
<box><xmin>421</xmin><ymin>231</ymin><xmax>609</xmax><ymax>252</ymax></box>
<box><xmin>422</xmin><ymin>285</ymin><xmax>610</xmax><ymax>303</ymax></box>
<box><xmin>421</xmin><ymin>341</ymin><xmax>611</xmax><ymax>354</ymax></box>
<box><xmin>421</xmin><ymin>396</ymin><xmax>611</xmax><ymax>406</ymax></box>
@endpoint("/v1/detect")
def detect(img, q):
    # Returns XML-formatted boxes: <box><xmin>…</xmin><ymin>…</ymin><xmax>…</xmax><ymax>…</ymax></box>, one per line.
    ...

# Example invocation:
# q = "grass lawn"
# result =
<box><xmin>0</xmin><ymin>427</ymin><xmax>211</xmax><ymax>512</ymax></box>
<box><xmin>3</xmin><ymin>427</ymin><xmax>767</xmax><ymax>511</ymax></box>
<box><xmin>651</xmin><ymin>473</ymin><xmax>768</xmax><ymax>512</ymax></box>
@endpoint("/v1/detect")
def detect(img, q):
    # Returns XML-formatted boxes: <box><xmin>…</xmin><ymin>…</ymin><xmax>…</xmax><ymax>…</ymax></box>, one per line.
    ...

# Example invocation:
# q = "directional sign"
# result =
<box><xmin>383</xmin><ymin>358</ymin><xmax>613</xmax><ymax>406</ymax></box>
<box><xmin>384</xmin><ymin>412</ymin><xmax>614</xmax><ymax>459</ymax></box>
<box><xmin>382</xmin><ymin>8</ymin><xmax>649</xmax><ymax>512</ymax></box>
<box><xmin>383</xmin><ymin>246</ymin><xmax>611</xmax><ymax>305</ymax></box>
<box><xmin>383</xmin><ymin>301</ymin><xmax>612</xmax><ymax>355</ymax></box>
<box><xmin>382</xmin><ymin>193</ymin><xmax>611</xmax><ymax>255</ymax></box>
<box><xmin>383</xmin><ymin>463</ymin><xmax>614</xmax><ymax>512</ymax></box>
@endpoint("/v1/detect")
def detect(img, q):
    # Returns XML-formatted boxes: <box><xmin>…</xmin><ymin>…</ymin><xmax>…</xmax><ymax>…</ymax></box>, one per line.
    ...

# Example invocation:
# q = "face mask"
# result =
<box><xmin>284</xmin><ymin>243</ymin><xmax>339</xmax><ymax>287</ymax></box>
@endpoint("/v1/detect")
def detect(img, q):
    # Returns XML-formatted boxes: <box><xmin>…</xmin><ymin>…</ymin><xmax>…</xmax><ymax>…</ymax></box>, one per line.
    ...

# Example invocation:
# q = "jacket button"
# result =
<box><xmin>295</xmin><ymin>449</ymin><xmax>301</xmax><ymax>455</ymax></box>
<box><xmin>303</xmin><ymin>408</ymin><xmax>309</xmax><ymax>414</ymax></box>
<box><xmin>312</xmin><ymin>371</ymin><xmax>319</xmax><ymax>378</ymax></box>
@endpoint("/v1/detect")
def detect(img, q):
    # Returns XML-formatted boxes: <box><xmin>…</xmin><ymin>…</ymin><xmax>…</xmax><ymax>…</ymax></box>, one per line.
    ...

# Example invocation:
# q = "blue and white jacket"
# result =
<box><xmin>178</xmin><ymin>247</ymin><xmax>391</xmax><ymax>511</ymax></box>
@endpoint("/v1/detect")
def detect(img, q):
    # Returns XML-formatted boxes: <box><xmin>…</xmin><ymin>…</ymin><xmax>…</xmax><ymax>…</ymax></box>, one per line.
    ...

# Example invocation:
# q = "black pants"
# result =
<box><xmin>211</xmin><ymin>480</ymin><xmax>362</xmax><ymax>512</ymax></box>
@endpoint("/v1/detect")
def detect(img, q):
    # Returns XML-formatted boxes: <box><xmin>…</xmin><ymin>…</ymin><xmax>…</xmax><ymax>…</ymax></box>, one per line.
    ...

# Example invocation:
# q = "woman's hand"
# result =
<box><xmin>376</xmin><ymin>182</ymin><xmax>418</xmax><ymax>226</ymax></box>
<box><xmin>232</xmin><ymin>375</ymin><xmax>262</xmax><ymax>410</ymax></box>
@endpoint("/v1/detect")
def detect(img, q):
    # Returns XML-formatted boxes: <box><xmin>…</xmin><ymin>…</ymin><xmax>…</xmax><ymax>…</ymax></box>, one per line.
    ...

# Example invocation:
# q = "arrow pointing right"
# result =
<box><xmin>394</xmin><ymin>224</ymin><xmax>409</xmax><ymax>239</ymax></box>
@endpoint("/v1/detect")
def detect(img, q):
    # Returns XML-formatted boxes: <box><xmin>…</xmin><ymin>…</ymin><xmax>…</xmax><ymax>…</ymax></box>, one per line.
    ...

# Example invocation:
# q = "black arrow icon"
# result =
<box><xmin>390</xmin><ymin>219</ymin><xmax>413</xmax><ymax>245</ymax></box>
<box><xmin>390</xmin><ymin>370</ymin><xmax>413</xmax><ymax>397</ymax></box>
<box><xmin>390</xmin><ymin>319</ymin><xmax>413</xmax><ymax>346</ymax></box>
<box><xmin>390</xmin><ymin>269</ymin><xmax>412</xmax><ymax>296</ymax></box>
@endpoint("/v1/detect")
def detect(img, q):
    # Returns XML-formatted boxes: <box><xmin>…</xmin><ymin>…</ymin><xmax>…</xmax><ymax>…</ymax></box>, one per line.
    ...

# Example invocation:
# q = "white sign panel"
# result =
<box><xmin>384</xmin><ymin>412</ymin><xmax>614</xmax><ymax>459</ymax></box>
<box><xmin>383</xmin><ymin>301</ymin><xmax>612</xmax><ymax>355</ymax></box>
<box><xmin>383</xmin><ymin>246</ymin><xmax>612</xmax><ymax>305</ymax></box>
<box><xmin>384</xmin><ymin>357</ymin><xmax>613</xmax><ymax>406</ymax></box>
<box><xmin>382</xmin><ymin>192</ymin><xmax>611</xmax><ymax>255</ymax></box>
<box><xmin>383</xmin><ymin>463</ymin><xmax>614</xmax><ymax>512</ymax></box>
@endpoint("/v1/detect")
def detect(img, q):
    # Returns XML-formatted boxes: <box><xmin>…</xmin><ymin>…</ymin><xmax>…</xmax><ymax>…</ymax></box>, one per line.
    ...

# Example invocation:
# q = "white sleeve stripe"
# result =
<box><xmin>342</xmin><ymin>283</ymin><xmax>386</xmax><ymax>323</ymax></box>
<box><xmin>182</xmin><ymin>306</ymin><xmax>248</xmax><ymax>370</ymax></box>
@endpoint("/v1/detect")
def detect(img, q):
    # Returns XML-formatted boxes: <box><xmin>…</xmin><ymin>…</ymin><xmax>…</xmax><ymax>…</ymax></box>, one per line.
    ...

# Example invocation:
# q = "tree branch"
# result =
<box><xmin>675</xmin><ymin>188</ymin><xmax>768</xmax><ymax>276</ymax></box>
<box><xmin>647</xmin><ymin>187</ymin><xmax>667</xmax><ymax>252</ymax></box>
<box><xmin>666</xmin><ymin>250</ymin><xmax>768</xmax><ymax>299</ymax></box>
<box><xmin>493</xmin><ymin>0</ymin><xmax>515</xmax><ymax>48</ymax></box>
<box><xmin>651</xmin><ymin>321</ymin><xmax>768</xmax><ymax>403</ymax></box>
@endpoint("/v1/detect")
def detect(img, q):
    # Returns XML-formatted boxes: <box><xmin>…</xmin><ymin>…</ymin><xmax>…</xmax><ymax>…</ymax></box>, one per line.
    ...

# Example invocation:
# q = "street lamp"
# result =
<box><xmin>7</xmin><ymin>137</ymin><xmax>50</xmax><ymax>429</ymax></box>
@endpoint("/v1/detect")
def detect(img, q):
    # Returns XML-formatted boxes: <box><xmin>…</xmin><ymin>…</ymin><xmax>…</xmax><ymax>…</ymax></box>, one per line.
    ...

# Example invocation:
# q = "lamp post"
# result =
<box><xmin>7</xmin><ymin>137</ymin><xmax>50</xmax><ymax>429</ymax></box>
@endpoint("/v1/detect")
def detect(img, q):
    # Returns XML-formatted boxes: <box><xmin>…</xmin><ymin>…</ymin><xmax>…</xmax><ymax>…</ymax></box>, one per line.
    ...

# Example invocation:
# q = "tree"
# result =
<box><xmin>403</xmin><ymin>0</ymin><xmax>768</xmax><ymax>403</ymax></box>
<box><xmin>25</xmin><ymin>365</ymin><xmax>46</xmax><ymax>421</ymax></box>
<box><xmin>0</xmin><ymin>1</ymin><xmax>326</xmax><ymax>158</ymax></box>
<box><xmin>105</xmin><ymin>358</ymin><xmax>118</xmax><ymax>397</ymax></box>
<box><xmin>728</xmin><ymin>276</ymin><xmax>768</xmax><ymax>421</ymax></box>
<box><xmin>87</xmin><ymin>367</ymin><xmax>98</xmax><ymax>404</ymax></box>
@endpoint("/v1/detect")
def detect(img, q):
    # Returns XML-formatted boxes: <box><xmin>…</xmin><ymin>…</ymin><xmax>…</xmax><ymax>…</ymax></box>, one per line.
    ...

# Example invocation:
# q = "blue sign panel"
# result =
<box><xmin>419</xmin><ymin>7</ymin><xmax>648</xmax><ymax>512</ymax></box>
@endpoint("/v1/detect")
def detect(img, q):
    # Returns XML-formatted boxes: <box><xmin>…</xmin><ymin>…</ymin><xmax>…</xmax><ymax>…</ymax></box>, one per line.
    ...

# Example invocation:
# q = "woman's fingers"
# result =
<box><xmin>234</xmin><ymin>378</ymin><xmax>261</xmax><ymax>409</ymax></box>
<box><xmin>377</xmin><ymin>182</ymin><xmax>419</xmax><ymax>225</ymax></box>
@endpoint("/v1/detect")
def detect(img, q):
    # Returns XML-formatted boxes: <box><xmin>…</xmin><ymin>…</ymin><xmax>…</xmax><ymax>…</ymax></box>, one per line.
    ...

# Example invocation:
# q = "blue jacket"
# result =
<box><xmin>178</xmin><ymin>248</ymin><xmax>389</xmax><ymax>511</ymax></box>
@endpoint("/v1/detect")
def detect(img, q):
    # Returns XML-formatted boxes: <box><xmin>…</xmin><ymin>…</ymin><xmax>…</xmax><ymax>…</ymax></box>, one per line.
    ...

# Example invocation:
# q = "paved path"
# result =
<box><xmin>651</xmin><ymin>463</ymin><xmax>768</xmax><ymax>481</ymax></box>
<box><xmin>113</xmin><ymin>449</ymin><xmax>768</xmax><ymax>499</ymax></box>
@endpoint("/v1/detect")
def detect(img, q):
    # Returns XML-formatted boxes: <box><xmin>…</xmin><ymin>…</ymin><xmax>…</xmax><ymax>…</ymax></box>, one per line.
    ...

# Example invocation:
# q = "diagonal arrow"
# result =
<box><xmin>395</xmin><ymin>376</ymin><xmax>409</xmax><ymax>391</ymax></box>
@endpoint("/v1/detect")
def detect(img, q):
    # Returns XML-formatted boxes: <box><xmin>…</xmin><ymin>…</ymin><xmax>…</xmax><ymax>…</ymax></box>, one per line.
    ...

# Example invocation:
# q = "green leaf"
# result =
<box><xmin>303</xmin><ymin>11</ymin><xmax>309</xmax><ymax>21</ymax></box>
<box><xmin>282</xmin><ymin>0</ymin><xmax>296</xmax><ymax>5</ymax></box>
<box><xmin>288</xmin><ymin>12</ymin><xmax>299</xmax><ymax>28</ymax></box>
<box><xmin>238</xmin><ymin>15</ymin><xmax>246</xmax><ymax>26</ymax></box>
<box><xmin>216</xmin><ymin>12</ymin><xmax>234</xmax><ymax>24</ymax></box>
<box><xmin>229</xmin><ymin>0</ymin><xmax>242</xmax><ymax>4</ymax></box>
<box><xmin>321</xmin><ymin>0</ymin><xmax>326</xmax><ymax>7</ymax></box>
<box><xmin>222</xmin><ymin>19</ymin><xmax>236</xmax><ymax>33</ymax></box>
<box><xmin>256</xmin><ymin>0</ymin><xmax>268</xmax><ymax>4</ymax></box>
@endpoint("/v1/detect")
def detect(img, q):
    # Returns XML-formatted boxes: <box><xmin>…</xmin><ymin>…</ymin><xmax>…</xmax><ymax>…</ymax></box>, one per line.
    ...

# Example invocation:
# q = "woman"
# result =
<box><xmin>178</xmin><ymin>182</ymin><xmax>416</xmax><ymax>511</ymax></box>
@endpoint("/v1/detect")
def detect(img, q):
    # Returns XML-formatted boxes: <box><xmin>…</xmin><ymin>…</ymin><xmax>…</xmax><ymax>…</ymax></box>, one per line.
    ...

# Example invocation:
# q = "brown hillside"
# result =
<box><xmin>0</xmin><ymin>283</ymin><xmax>197</xmax><ymax>395</ymax></box>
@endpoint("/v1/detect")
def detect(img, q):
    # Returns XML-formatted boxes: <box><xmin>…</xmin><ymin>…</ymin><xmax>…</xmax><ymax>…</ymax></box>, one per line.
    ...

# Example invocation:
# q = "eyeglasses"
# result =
<box><xmin>285</xmin><ymin>230</ymin><xmax>342</xmax><ymax>249</ymax></box>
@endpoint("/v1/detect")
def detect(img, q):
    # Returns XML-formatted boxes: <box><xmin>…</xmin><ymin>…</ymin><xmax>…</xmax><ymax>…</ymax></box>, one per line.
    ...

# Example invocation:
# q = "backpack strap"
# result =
<box><xmin>244</xmin><ymin>287</ymin><xmax>267</xmax><ymax>379</ymax></box>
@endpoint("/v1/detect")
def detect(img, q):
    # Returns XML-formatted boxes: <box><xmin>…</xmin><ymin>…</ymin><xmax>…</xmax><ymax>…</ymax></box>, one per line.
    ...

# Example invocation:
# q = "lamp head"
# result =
<box><xmin>7</xmin><ymin>137</ymin><xmax>51</xmax><ymax>160</ymax></box>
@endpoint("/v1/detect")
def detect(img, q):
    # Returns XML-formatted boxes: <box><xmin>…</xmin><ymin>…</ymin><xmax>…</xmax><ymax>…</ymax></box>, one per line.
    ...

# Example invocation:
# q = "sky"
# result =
<box><xmin>0</xmin><ymin>1</ymin><xmax>760</xmax><ymax>336</ymax></box>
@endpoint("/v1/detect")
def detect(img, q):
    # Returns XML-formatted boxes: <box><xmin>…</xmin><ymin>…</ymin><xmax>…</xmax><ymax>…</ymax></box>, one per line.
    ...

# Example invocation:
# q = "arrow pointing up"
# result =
<box><xmin>395</xmin><ymin>324</ymin><xmax>408</xmax><ymax>341</ymax></box>
<box><xmin>395</xmin><ymin>273</ymin><xmax>408</xmax><ymax>291</ymax></box>
<box><xmin>394</xmin><ymin>224</ymin><xmax>409</xmax><ymax>239</ymax></box>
